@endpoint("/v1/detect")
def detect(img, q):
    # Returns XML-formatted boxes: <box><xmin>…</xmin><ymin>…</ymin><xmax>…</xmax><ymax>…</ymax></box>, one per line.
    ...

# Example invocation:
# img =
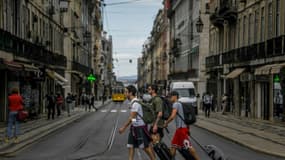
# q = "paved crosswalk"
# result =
<box><xmin>100</xmin><ymin>109</ymin><xmax>128</xmax><ymax>113</ymax></box>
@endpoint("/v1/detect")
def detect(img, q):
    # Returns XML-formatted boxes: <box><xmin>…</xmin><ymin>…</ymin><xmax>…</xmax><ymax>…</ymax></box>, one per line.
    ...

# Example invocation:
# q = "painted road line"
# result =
<box><xmin>111</xmin><ymin>110</ymin><xmax>117</xmax><ymax>113</ymax></box>
<box><xmin>101</xmin><ymin>110</ymin><xmax>107</xmax><ymax>112</ymax></box>
<box><xmin>120</xmin><ymin>110</ymin><xmax>127</xmax><ymax>113</ymax></box>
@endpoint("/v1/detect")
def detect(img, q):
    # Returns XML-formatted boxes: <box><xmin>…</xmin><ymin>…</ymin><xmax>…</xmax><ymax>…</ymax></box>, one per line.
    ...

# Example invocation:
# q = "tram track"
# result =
<box><xmin>70</xmin><ymin>102</ymin><xmax>123</xmax><ymax>160</ymax></box>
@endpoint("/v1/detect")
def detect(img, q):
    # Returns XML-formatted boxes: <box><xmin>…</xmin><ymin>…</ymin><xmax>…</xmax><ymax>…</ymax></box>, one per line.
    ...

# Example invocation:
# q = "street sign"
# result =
<box><xmin>87</xmin><ymin>74</ymin><xmax>96</xmax><ymax>82</ymax></box>
<box><xmin>274</xmin><ymin>75</ymin><xmax>280</xmax><ymax>83</ymax></box>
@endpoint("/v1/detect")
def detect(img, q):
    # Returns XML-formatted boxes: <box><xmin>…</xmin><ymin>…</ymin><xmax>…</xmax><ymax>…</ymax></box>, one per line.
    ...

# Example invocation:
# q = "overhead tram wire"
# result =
<box><xmin>103</xmin><ymin>0</ymin><xmax>146</xmax><ymax>6</ymax></box>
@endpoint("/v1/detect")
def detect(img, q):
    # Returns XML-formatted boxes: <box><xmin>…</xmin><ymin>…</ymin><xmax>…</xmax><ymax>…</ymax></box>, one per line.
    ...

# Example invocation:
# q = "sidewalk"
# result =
<box><xmin>0</xmin><ymin>100</ymin><xmax>111</xmax><ymax>156</ymax></box>
<box><xmin>195</xmin><ymin>111</ymin><xmax>285</xmax><ymax>158</ymax></box>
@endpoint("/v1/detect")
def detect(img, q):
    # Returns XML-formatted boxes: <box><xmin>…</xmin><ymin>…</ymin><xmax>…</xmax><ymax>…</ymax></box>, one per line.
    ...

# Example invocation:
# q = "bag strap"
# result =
<box><xmin>131</xmin><ymin>100</ymin><xmax>144</xmax><ymax>120</ymax></box>
<box><xmin>176</xmin><ymin>101</ymin><xmax>187</xmax><ymax>124</ymax></box>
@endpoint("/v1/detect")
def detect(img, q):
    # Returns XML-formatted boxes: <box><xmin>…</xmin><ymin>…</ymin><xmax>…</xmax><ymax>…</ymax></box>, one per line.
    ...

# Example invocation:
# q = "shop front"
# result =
<box><xmin>254</xmin><ymin>63</ymin><xmax>285</xmax><ymax>121</ymax></box>
<box><xmin>0</xmin><ymin>60</ymin><xmax>42</xmax><ymax>121</ymax></box>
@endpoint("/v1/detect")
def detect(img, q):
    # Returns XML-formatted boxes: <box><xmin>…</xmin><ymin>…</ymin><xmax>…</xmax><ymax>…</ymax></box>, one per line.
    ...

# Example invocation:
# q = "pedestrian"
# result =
<box><xmin>89</xmin><ymin>94</ymin><xmax>97</xmax><ymax>111</ymax></box>
<box><xmin>5</xmin><ymin>88</ymin><xmax>24</xmax><ymax>143</ymax></box>
<box><xmin>56</xmin><ymin>93</ymin><xmax>63</xmax><ymax>117</ymax></box>
<box><xmin>147</xmin><ymin>84</ymin><xmax>164</xmax><ymax>142</ymax></box>
<box><xmin>203</xmin><ymin>91</ymin><xmax>212</xmax><ymax>118</ymax></box>
<box><xmin>71</xmin><ymin>93</ymin><xmax>76</xmax><ymax>110</ymax></box>
<box><xmin>211</xmin><ymin>93</ymin><xmax>215</xmax><ymax>112</ymax></box>
<box><xmin>65</xmin><ymin>93</ymin><xmax>73</xmax><ymax>116</ymax></box>
<box><xmin>84</xmin><ymin>94</ymin><xmax>89</xmax><ymax>112</ymax></box>
<box><xmin>274</xmin><ymin>91</ymin><xmax>283</xmax><ymax>118</ymax></box>
<box><xmin>119</xmin><ymin>85</ymin><xmax>156</xmax><ymax>160</ymax></box>
<box><xmin>221</xmin><ymin>94</ymin><xmax>228</xmax><ymax>115</ymax></box>
<box><xmin>80</xmin><ymin>93</ymin><xmax>87</xmax><ymax>110</ymax></box>
<box><xmin>46</xmin><ymin>93</ymin><xmax>56</xmax><ymax>120</ymax></box>
<box><xmin>102</xmin><ymin>93</ymin><xmax>105</xmax><ymax>105</ymax></box>
<box><xmin>163</xmin><ymin>91</ymin><xmax>200</xmax><ymax>160</ymax></box>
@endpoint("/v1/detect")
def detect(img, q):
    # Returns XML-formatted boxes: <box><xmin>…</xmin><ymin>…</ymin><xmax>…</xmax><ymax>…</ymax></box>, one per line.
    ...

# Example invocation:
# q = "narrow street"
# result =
<box><xmin>0</xmin><ymin>102</ymin><xmax>282</xmax><ymax>160</ymax></box>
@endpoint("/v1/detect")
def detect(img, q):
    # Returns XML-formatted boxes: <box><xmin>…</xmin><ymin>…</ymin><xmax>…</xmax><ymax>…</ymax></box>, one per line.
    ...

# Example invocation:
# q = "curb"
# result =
<box><xmin>0</xmin><ymin>113</ymin><xmax>85</xmax><ymax>156</ymax></box>
<box><xmin>194</xmin><ymin>119</ymin><xmax>285</xmax><ymax>158</ymax></box>
<box><xmin>0</xmin><ymin>100</ymin><xmax>112</xmax><ymax>156</ymax></box>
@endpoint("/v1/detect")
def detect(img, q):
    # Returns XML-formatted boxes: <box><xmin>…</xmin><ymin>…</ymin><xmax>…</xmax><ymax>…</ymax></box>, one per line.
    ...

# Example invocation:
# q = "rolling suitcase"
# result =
<box><xmin>153</xmin><ymin>141</ymin><xmax>172</xmax><ymax>160</ymax></box>
<box><xmin>178</xmin><ymin>148</ymin><xmax>196</xmax><ymax>160</ymax></box>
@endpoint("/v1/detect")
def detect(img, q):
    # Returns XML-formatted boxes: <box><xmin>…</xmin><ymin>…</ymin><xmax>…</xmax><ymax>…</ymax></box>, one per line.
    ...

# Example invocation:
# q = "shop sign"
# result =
<box><xmin>33</xmin><ymin>68</ymin><xmax>45</xmax><ymax>81</ymax></box>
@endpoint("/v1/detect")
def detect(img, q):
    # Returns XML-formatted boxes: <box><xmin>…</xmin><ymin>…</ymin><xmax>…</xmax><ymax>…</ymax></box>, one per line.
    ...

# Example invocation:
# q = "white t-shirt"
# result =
<box><xmin>130</xmin><ymin>98</ymin><xmax>145</xmax><ymax>127</ymax></box>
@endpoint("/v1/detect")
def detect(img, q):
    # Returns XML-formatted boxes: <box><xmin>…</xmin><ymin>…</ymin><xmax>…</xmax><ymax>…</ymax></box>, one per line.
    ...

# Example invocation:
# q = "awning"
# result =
<box><xmin>46</xmin><ymin>69</ymin><xmax>68</xmax><ymax>85</ymax></box>
<box><xmin>270</xmin><ymin>63</ymin><xmax>285</xmax><ymax>74</ymax></box>
<box><xmin>226</xmin><ymin>68</ymin><xmax>245</xmax><ymax>79</ymax></box>
<box><xmin>22</xmin><ymin>64</ymin><xmax>39</xmax><ymax>72</ymax></box>
<box><xmin>54</xmin><ymin>71</ymin><xmax>68</xmax><ymax>83</ymax></box>
<box><xmin>3</xmin><ymin>61</ymin><xmax>23</xmax><ymax>71</ymax></box>
<box><xmin>255</xmin><ymin>63</ymin><xmax>285</xmax><ymax>75</ymax></box>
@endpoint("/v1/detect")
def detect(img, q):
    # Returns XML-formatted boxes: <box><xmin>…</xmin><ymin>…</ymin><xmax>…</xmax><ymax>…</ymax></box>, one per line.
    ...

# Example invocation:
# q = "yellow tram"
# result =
<box><xmin>112</xmin><ymin>82</ymin><xmax>126</xmax><ymax>102</ymax></box>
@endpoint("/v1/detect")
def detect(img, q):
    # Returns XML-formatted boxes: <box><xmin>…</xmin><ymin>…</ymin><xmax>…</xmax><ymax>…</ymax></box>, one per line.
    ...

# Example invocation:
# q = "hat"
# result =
<box><xmin>170</xmin><ymin>91</ymin><xmax>179</xmax><ymax>97</ymax></box>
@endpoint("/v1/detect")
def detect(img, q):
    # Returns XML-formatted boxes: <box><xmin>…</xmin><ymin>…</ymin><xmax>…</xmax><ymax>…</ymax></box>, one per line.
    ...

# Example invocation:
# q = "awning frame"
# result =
<box><xmin>225</xmin><ymin>68</ymin><xmax>245</xmax><ymax>79</ymax></box>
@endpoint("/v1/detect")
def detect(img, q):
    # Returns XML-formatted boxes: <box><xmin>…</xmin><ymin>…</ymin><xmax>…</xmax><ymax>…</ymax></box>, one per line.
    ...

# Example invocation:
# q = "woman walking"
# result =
<box><xmin>5</xmin><ymin>88</ymin><xmax>23</xmax><ymax>143</ymax></box>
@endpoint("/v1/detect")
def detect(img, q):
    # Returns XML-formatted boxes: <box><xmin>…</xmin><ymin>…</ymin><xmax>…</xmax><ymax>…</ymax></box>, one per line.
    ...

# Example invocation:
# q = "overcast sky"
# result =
<box><xmin>103</xmin><ymin>0</ymin><xmax>163</xmax><ymax>77</ymax></box>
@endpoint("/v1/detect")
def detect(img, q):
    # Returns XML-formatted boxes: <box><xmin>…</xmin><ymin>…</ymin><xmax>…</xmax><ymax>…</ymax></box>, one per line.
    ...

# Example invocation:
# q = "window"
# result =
<box><xmin>276</xmin><ymin>0</ymin><xmax>280</xmax><ymax>36</ymax></box>
<box><xmin>248</xmin><ymin>14</ymin><xmax>252</xmax><ymax>45</ymax></box>
<box><xmin>254</xmin><ymin>10</ymin><xmax>259</xmax><ymax>43</ymax></box>
<box><xmin>261</xmin><ymin>7</ymin><xmax>265</xmax><ymax>41</ymax></box>
<box><xmin>243</xmin><ymin>16</ymin><xmax>247</xmax><ymax>46</ymax></box>
<box><xmin>268</xmin><ymin>3</ymin><xmax>273</xmax><ymax>38</ymax></box>
<box><xmin>238</xmin><ymin>19</ymin><xmax>241</xmax><ymax>47</ymax></box>
<box><xmin>0</xmin><ymin>0</ymin><xmax>2</xmax><ymax>28</ymax></box>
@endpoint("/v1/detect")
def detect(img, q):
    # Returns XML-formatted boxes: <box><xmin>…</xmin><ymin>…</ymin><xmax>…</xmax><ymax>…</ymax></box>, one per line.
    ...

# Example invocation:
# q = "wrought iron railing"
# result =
<box><xmin>0</xmin><ymin>29</ymin><xmax>67</xmax><ymax>67</ymax></box>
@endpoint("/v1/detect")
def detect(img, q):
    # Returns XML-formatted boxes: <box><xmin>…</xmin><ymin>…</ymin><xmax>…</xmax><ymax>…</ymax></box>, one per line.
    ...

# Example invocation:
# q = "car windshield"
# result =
<box><xmin>174</xmin><ymin>88</ymin><xmax>195</xmax><ymax>98</ymax></box>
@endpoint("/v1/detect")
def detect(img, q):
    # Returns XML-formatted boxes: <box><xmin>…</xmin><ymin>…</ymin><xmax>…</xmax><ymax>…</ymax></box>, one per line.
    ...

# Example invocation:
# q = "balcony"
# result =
<box><xmin>217</xmin><ymin>35</ymin><xmax>285</xmax><ymax>65</ymax></box>
<box><xmin>266</xmin><ymin>38</ymin><xmax>274</xmax><ymax>57</ymax></box>
<box><xmin>258</xmin><ymin>42</ymin><xmax>266</xmax><ymax>58</ymax></box>
<box><xmin>206</xmin><ymin>54</ymin><xmax>220</xmax><ymax>68</ymax></box>
<box><xmin>219</xmin><ymin>0</ymin><xmax>237</xmax><ymax>23</ymax></box>
<box><xmin>210</xmin><ymin>12</ymin><xmax>224</xmax><ymax>28</ymax></box>
<box><xmin>0</xmin><ymin>29</ymin><xmax>66</xmax><ymax>67</ymax></box>
<box><xmin>274</xmin><ymin>36</ymin><xmax>283</xmax><ymax>55</ymax></box>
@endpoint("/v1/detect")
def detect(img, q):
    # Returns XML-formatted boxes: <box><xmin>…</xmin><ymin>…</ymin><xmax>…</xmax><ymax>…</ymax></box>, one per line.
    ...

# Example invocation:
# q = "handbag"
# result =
<box><xmin>17</xmin><ymin>110</ymin><xmax>29</xmax><ymax>121</ymax></box>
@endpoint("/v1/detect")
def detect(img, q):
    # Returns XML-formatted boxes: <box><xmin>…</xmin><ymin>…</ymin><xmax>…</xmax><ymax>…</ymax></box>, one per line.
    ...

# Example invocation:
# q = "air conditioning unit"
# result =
<box><xmin>59</xmin><ymin>0</ymin><xmax>69</xmax><ymax>12</ymax></box>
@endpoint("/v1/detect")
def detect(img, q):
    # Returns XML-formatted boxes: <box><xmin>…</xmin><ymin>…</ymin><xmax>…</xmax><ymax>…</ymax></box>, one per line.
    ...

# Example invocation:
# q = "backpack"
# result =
<box><xmin>177</xmin><ymin>102</ymin><xmax>196</xmax><ymax>125</ymax></box>
<box><xmin>132</xmin><ymin>100</ymin><xmax>155</xmax><ymax>124</ymax></box>
<box><xmin>160</xmin><ymin>96</ymin><xmax>173</xmax><ymax>120</ymax></box>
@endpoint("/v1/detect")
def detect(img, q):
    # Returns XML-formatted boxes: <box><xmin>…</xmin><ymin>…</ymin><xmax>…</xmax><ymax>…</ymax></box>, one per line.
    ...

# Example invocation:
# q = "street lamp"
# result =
<box><xmin>196</xmin><ymin>15</ymin><xmax>204</xmax><ymax>33</ymax></box>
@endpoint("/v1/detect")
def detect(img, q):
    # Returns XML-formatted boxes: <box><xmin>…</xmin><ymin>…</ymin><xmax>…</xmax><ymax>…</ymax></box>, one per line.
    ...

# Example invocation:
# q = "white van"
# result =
<box><xmin>170</xmin><ymin>81</ymin><xmax>198</xmax><ymax>114</ymax></box>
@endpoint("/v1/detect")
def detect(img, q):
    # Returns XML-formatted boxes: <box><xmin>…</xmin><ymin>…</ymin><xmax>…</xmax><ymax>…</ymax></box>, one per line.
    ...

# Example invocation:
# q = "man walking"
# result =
<box><xmin>148</xmin><ymin>84</ymin><xmax>164</xmax><ymax>142</ymax></box>
<box><xmin>46</xmin><ymin>93</ymin><xmax>55</xmax><ymax>120</ymax></box>
<box><xmin>274</xmin><ymin>91</ymin><xmax>283</xmax><ymax>118</ymax></box>
<box><xmin>119</xmin><ymin>85</ymin><xmax>156</xmax><ymax>160</ymax></box>
<box><xmin>89</xmin><ymin>94</ymin><xmax>97</xmax><ymax>111</ymax></box>
<box><xmin>203</xmin><ymin>92</ymin><xmax>212</xmax><ymax>118</ymax></box>
<box><xmin>56</xmin><ymin>93</ymin><xmax>63</xmax><ymax>117</ymax></box>
<box><xmin>164</xmin><ymin>91</ymin><xmax>199</xmax><ymax>160</ymax></box>
<box><xmin>65</xmin><ymin>93</ymin><xmax>73</xmax><ymax>116</ymax></box>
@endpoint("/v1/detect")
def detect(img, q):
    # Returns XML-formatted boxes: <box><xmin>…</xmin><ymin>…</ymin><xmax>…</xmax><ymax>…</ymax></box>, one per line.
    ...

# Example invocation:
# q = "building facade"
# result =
<box><xmin>206</xmin><ymin>0</ymin><xmax>285</xmax><ymax>121</ymax></box>
<box><xmin>166</xmin><ymin>0</ymin><xmax>209</xmax><ymax>98</ymax></box>
<box><xmin>99</xmin><ymin>31</ymin><xmax>113</xmax><ymax>99</ymax></box>
<box><xmin>0</xmin><ymin>0</ymin><xmax>102</xmax><ymax>122</ymax></box>
<box><xmin>138</xmin><ymin>6</ymin><xmax>169</xmax><ymax>95</ymax></box>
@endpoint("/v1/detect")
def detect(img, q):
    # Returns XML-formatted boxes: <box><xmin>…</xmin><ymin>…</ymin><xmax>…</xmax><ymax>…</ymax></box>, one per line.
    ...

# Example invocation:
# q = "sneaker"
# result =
<box><xmin>14</xmin><ymin>137</ymin><xmax>19</xmax><ymax>144</ymax></box>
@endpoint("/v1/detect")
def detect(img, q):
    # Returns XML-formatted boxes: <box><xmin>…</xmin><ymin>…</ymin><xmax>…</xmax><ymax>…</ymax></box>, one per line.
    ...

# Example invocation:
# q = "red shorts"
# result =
<box><xmin>171</xmin><ymin>128</ymin><xmax>192</xmax><ymax>149</ymax></box>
